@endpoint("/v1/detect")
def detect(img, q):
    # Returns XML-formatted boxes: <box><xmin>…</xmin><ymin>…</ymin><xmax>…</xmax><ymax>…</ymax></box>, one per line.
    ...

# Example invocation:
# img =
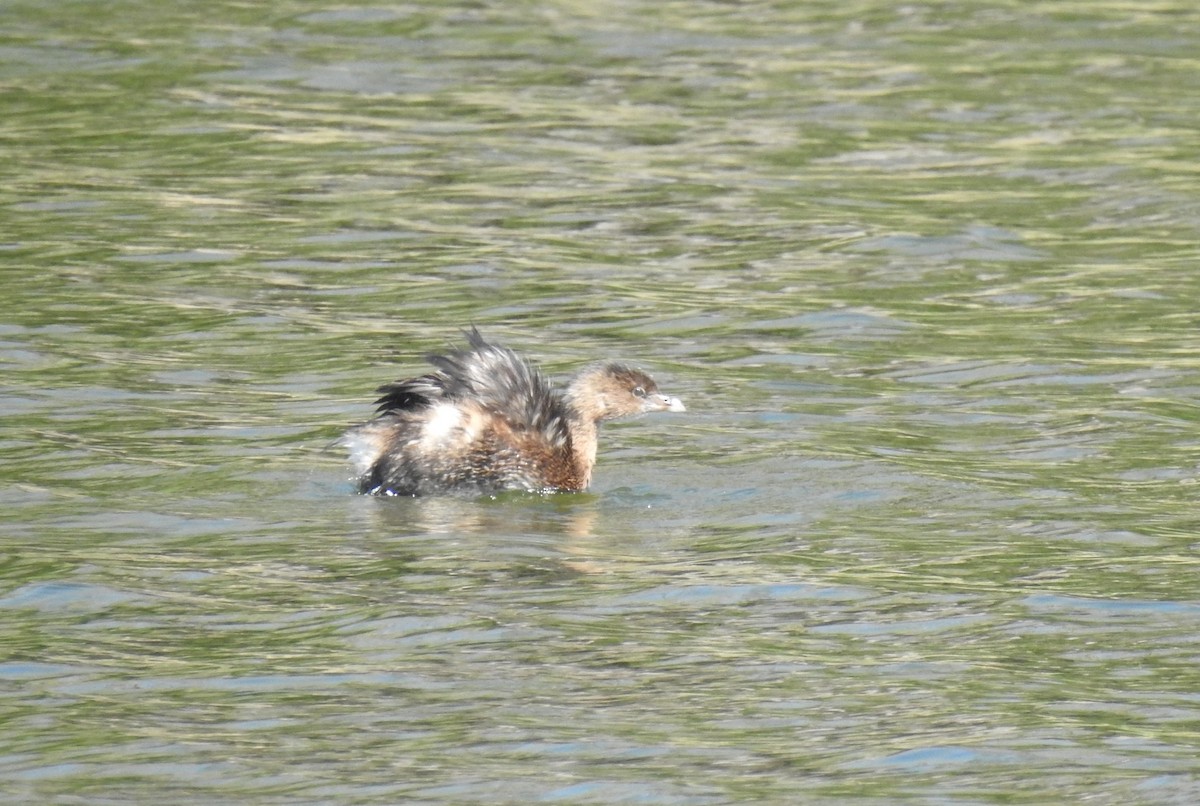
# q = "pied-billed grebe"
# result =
<box><xmin>344</xmin><ymin>328</ymin><xmax>685</xmax><ymax>496</ymax></box>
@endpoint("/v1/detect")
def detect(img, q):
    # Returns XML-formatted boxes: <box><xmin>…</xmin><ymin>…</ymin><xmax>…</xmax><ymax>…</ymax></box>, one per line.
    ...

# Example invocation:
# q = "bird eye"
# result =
<box><xmin>632</xmin><ymin>386</ymin><xmax>646</xmax><ymax>398</ymax></box>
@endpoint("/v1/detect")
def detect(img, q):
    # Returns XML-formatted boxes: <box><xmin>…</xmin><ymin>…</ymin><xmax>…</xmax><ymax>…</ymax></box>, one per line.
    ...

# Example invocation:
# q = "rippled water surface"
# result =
<box><xmin>4</xmin><ymin>1</ymin><xmax>1200</xmax><ymax>803</ymax></box>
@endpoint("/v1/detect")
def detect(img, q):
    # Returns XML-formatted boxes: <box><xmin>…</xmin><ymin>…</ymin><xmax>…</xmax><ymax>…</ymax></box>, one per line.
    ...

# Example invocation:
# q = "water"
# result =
<box><xmin>3</xmin><ymin>1</ymin><xmax>1200</xmax><ymax>802</ymax></box>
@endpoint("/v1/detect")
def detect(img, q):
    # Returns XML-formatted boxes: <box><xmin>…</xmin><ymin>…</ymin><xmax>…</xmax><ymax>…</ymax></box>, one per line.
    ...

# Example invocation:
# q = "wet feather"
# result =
<box><xmin>343</xmin><ymin>329</ymin><xmax>685</xmax><ymax>496</ymax></box>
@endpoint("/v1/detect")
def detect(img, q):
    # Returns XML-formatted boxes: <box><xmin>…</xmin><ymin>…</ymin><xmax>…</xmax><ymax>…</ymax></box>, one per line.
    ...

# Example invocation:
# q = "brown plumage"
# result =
<box><xmin>344</xmin><ymin>328</ymin><xmax>685</xmax><ymax>496</ymax></box>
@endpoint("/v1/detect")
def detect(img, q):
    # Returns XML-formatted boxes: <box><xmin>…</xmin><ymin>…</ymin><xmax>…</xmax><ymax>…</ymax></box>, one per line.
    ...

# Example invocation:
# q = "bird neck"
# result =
<box><xmin>567</xmin><ymin>417</ymin><xmax>599</xmax><ymax>488</ymax></box>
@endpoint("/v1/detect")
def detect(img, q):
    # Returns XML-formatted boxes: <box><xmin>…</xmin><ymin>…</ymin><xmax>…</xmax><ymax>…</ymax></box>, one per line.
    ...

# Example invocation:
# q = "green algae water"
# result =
<box><xmin>3</xmin><ymin>1</ymin><xmax>1200</xmax><ymax>802</ymax></box>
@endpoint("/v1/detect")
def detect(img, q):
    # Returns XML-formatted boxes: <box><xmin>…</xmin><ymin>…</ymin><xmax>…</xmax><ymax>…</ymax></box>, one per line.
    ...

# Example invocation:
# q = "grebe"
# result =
<box><xmin>345</xmin><ymin>328</ymin><xmax>685</xmax><ymax>496</ymax></box>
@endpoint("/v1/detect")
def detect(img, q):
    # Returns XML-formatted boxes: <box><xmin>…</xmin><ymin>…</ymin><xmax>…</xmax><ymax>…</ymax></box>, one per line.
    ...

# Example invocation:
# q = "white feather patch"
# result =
<box><xmin>422</xmin><ymin>403</ymin><xmax>465</xmax><ymax>449</ymax></box>
<box><xmin>344</xmin><ymin>429</ymin><xmax>385</xmax><ymax>477</ymax></box>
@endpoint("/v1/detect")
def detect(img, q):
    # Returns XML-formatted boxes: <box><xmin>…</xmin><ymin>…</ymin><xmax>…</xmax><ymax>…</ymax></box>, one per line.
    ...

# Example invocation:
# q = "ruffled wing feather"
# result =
<box><xmin>425</xmin><ymin>328</ymin><xmax>571</xmax><ymax>449</ymax></box>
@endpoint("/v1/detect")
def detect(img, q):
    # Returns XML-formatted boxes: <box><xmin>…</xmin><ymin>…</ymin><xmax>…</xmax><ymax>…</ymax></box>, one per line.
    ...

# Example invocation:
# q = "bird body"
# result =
<box><xmin>345</xmin><ymin>329</ymin><xmax>684</xmax><ymax>496</ymax></box>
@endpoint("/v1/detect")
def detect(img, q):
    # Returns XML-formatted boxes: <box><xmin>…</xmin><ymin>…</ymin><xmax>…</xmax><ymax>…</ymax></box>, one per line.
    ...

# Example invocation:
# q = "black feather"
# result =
<box><xmin>372</xmin><ymin>374</ymin><xmax>446</xmax><ymax>415</ymax></box>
